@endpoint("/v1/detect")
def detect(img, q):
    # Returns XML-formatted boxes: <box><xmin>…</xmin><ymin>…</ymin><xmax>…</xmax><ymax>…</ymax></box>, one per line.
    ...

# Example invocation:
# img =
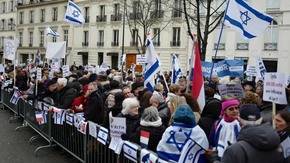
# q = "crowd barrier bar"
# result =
<box><xmin>1</xmin><ymin>89</ymin><xmax>155</xmax><ymax>163</ymax></box>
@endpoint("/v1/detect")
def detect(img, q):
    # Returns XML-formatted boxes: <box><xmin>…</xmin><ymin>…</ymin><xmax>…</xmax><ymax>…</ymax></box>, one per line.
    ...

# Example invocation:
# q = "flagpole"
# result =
<box><xmin>209</xmin><ymin>0</ymin><xmax>230</xmax><ymax>80</ymax></box>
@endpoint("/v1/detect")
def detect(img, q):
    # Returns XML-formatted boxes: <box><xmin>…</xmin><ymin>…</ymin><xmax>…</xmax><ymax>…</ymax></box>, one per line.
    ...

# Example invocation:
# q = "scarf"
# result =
<box><xmin>214</xmin><ymin>119</ymin><xmax>240</xmax><ymax>158</ymax></box>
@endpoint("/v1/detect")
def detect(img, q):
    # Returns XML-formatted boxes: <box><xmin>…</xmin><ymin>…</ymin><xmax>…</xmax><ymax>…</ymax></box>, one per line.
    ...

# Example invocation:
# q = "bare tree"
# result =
<box><xmin>182</xmin><ymin>0</ymin><xmax>227</xmax><ymax>61</ymax></box>
<box><xmin>121</xmin><ymin>0</ymin><xmax>172</xmax><ymax>54</ymax></box>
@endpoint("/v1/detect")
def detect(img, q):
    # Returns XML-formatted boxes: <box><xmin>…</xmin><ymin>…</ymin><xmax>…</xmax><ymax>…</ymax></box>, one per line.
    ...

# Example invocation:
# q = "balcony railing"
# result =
<box><xmin>129</xmin><ymin>13</ymin><xmax>143</xmax><ymax>20</ymax></box>
<box><xmin>150</xmin><ymin>10</ymin><xmax>164</xmax><ymax>19</ymax></box>
<box><xmin>172</xmin><ymin>10</ymin><xmax>182</xmax><ymax>18</ymax></box>
<box><xmin>264</xmin><ymin>43</ymin><xmax>278</xmax><ymax>51</ymax></box>
<box><xmin>96</xmin><ymin>15</ymin><xmax>107</xmax><ymax>22</ymax></box>
<box><xmin>82</xmin><ymin>42</ymin><xmax>89</xmax><ymax>47</ymax></box>
<box><xmin>111</xmin><ymin>42</ymin><xmax>119</xmax><ymax>47</ymax></box>
<box><xmin>130</xmin><ymin>41</ymin><xmax>138</xmax><ymax>46</ymax></box>
<box><xmin>111</xmin><ymin>14</ymin><xmax>122</xmax><ymax>21</ymax></box>
<box><xmin>236</xmin><ymin>43</ymin><xmax>249</xmax><ymax>50</ymax></box>
<box><xmin>97</xmin><ymin>42</ymin><xmax>104</xmax><ymax>47</ymax></box>
<box><xmin>214</xmin><ymin>43</ymin><xmax>225</xmax><ymax>50</ymax></box>
<box><xmin>170</xmin><ymin>41</ymin><xmax>180</xmax><ymax>47</ymax></box>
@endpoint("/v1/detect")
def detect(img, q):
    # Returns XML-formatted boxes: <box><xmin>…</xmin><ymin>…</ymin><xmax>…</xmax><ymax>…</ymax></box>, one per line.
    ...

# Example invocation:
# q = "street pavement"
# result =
<box><xmin>0</xmin><ymin>108</ymin><xmax>80</xmax><ymax>163</ymax></box>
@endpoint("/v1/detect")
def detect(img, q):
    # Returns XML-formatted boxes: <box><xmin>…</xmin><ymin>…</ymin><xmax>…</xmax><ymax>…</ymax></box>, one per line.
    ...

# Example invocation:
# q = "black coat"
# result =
<box><xmin>84</xmin><ymin>90</ymin><xmax>104</xmax><ymax>124</ymax></box>
<box><xmin>222</xmin><ymin>124</ymin><xmax>284</xmax><ymax>163</ymax></box>
<box><xmin>158</xmin><ymin>102</ymin><xmax>171</xmax><ymax>127</ymax></box>
<box><xmin>54</xmin><ymin>86</ymin><xmax>78</xmax><ymax>109</ymax></box>
<box><xmin>135</xmin><ymin>125</ymin><xmax>166</xmax><ymax>152</ymax></box>
<box><xmin>117</xmin><ymin>113</ymin><xmax>140</xmax><ymax>141</ymax></box>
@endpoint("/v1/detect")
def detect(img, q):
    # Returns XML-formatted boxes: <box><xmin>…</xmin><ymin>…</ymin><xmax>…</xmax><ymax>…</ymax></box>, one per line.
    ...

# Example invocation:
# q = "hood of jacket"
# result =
<box><xmin>238</xmin><ymin>123</ymin><xmax>281</xmax><ymax>151</ymax></box>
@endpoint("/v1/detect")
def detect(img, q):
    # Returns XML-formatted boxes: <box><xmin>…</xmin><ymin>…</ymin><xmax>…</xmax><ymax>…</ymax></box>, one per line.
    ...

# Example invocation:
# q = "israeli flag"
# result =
<box><xmin>225</xmin><ymin>0</ymin><xmax>273</xmax><ymax>39</ymax></box>
<box><xmin>123</xmin><ymin>141</ymin><xmax>139</xmax><ymax>162</ymax></box>
<box><xmin>45</xmin><ymin>27</ymin><xmax>60</xmax><ymax>37</ymax></box>
<box><xmin>171</xmin><ymin>54</ymin><xmax>181</xmax><ymax>84</ymax></box>
<box><xmin>178</xmin><ymin>139</ymin><xmax>205</xmax><ymax>163</ymax></box>
<box><xmin>64</xmin><ymin>1</ymin><xmax>85</xmax><ymax>25</ymax></box>
<box><xmin>144</xmin><ymin>37</ymin><xmax>161</xmax><ymax>92</ymax></box>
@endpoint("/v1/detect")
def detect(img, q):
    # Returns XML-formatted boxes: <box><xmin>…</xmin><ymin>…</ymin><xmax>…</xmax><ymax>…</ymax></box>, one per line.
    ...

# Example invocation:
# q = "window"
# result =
<box><xmin>214</xmin><ymin>29</ymin><xmax>226</xmax><ymax>50</ymax></box>
<box><xmin>9</xmin><ymin>18</ymin><xmax>14</xmax><ymax>30</ymax></box>
<box><xmin>19</xmin><ymin>32</ymin><xmax>23</xmax><ymax>46</ymax></box>
<box><xmin>114</xmin><ymin>4</ymin><xmax>120</xmax><ymax>16</ymax></box>
<box><xmin>112</xmin><ymin>30</ymin><xmax>119</xmax><ymax>46</ymax></box>
<box><xmin>83</xmin><ymin>31</ymin><xmax>89</xmax><ymax>46</ymax></box>
<box><xmin>264</xmin><ymin>26</ymin><xmax>278</xmax><ymax>51</ymax></box>
<box><xmin>40</xmin><ymin>9</ymin><xmax>45</xmax><ymax>22</ymax></box>
<box><xmin>132</xmin><ymin>1</ymin><xmax>140</xmax><ymax>14</ymax></box>
<box><xmin>172</xmin><ymin>0</ymin><xmax>182</xmax><ymax>17</ymax></box>
<box><xmin>266</xmin><ymin>0</ymin><xmax>280</xmax><ymax>9</ymax></box>
<box><xmin>154</xmin><ymin>0</ymin><xmax>162</xmax><ymax>11</ymax></box>
<box><xmin>236</xmin><ymin>32</ymin><xmax>249</xmax><ymax>50</ymax></box>
<box><xmin>98</xmin><ymin>30</ymin><xmax>104</xmax><ymax>46</ymax></box>
<box><xmin>52</xmin><ymin>7</ymin><xmax>58</xmax><ymax>21</ymax></box>
<box><xmin>131</xmin><ymin>29</ymin><xmax>138</xmax><ymax>46</ymax></box>
<box><xmin>30</xmin><ymin>10</ymin><xmax>34</xmax><ymax>23</ymax></box>
<box><xmin>40</xmin><ymin>30</ymin><xmax>44</xmax><ymax>47</ymax></box>
<box><xmin>29</xmin><ymin>31</ymin><xmax>33</xmax><ymax>47</ymax></box>
<box><xmin>84</xmin><ymin>7</ymin><xmax>89</xmax><ymax>23</ymax></box>
<box><xmin>52</xmin><ymin>36</ymin><xmax>57</xmax><ymax>42</ymax></box>
<box><xmin>1</xmin><ymin>19</ymin><xmax>5</xmax><ymax>30</ymax></box>
<box><xmin>10</xmin><ymin>0</ymin><xmax>13</xmax><ymax>12</ymax></box>
<box><xmin>19</xmin><ymin>12</ymin><xmax>23</xmax><ymax>24</ymax></box>
<box><xmin>171</xmin><ymin>27</ymin><xmax>180</xmax><ymax>46</ymax></box>
<box><xmin>153</xmin><ymin>28</ymin><xmax>160</xmax><ymax>46</ymax></box>
<box><xmin>98</xmin><ymin>52</ymin><xmax>103</xmax><ymax>65</ymax></box>
<box><xmin>100</xmin><ymin>5</ymin><xmax>105</xmax><ymax>17</ymax></box>
<box><xmin>2</xmin><ymin>2</ymin><xmax>6</xmax><ymax>13</ymax></box>
<box><xmin>64</xmin><ymin>29</ymin><xmax>68</xmax><ymax>46</ymax></box>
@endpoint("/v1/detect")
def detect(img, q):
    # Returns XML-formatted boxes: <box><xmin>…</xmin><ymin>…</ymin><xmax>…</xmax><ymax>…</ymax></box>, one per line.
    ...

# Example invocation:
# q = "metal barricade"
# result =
<box><xmin>2</xmin><ymin>89</ymin><xmax>18</xmax><ymax>114</ymax></box>
<box><xmin>51</xmin><ymin>119</ymin><xmax>85</xmax><ymax>163</ymax></box>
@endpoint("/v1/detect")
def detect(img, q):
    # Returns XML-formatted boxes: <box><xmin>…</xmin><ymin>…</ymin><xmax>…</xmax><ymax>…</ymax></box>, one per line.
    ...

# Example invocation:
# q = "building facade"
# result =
<box><xmin>0</xmin><ymin>0</ymin><xmax>16</xmax><ymax>60</ymax></box>
<box><xmin>3</xmin><ymin>0</ymin><xmax>289</xmax><ymax>75</ymax></box>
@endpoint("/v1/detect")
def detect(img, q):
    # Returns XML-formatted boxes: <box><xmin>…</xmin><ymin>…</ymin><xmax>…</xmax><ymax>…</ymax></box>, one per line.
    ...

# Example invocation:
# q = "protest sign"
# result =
<box><xmin>218</xmin><ymin>84</ymin><xmax>244</xmax><ymax>99</ymax></box>
<box><xmin>263</xmin><ymin>73</ymin><xmax>287</xmax><ymax>105</ymax></box>
<box><xmin>97</xmin><ymin>126</ymin><xmax>109</xmax><ymax>145</ymax></box>
<box><xmin>109</xmin><ymin>116</ymin><xmax>126</xmax><ymax>154</ymax></box>
<box><xmin>137</xmin><ymin>55</ymin><xmax>146</xmax><ymax>65</ymax></box>
<box><xmin>36</xmin><ymin>68</ymin><xmax>42</xmax><ymax>81</ymax></box>
<box><xmin>62</xmin><ymin>65</ymin><xmax>70</xmax><ymax>77</ymax></box>
<box><xmin>0</xmin><ymin>64</ymin><xmax>4</xmax><ymax>73</ymax></box>
<box><xmin>88</xmin><ymin>121</ymin><xmax>98</xmax><ymax>138</ymax></box>
<box><xmin>246</xmin><ymin>65</ymin><xmax>257</xmax><ymax>77</ymax></box>
<box><xmin>4</xmin><ymin>39</ymin><xmax>18</xmax><ymax>60</ymax></box>
<box><xmin>202</xmin><ymin>60</ymin><xmax>244</xmax><ymax>78</ymax></box>
<box><xmin>227</xmin><ymin>60</ymin><xmax>244</xmax><ymax>77</ymax></box>
<box><xmin>256</xmin><ymin>57</ymin><xmax>267</xmax><ymax>80</ymax></box>
<box><xmin>51</xmin><ymin>58</ymin><xmax>60</xmax><ymax>72</ymax></box>
<box><xmin>46</xmin><ymin>41</ymin><xmax>66</xmax><ymax>59</ymax></box>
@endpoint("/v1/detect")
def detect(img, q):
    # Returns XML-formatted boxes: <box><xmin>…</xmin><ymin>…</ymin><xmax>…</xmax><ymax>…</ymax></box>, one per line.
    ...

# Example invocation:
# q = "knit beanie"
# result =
<box><xmin>221</xmin><ymin>99</ymin><xmax>240</xmax><ymax>116</ymax></box>
<box><xmin>140</xmin><ymin>106</ymin><xmax>162</xmax><ymax>127</ymax></box>
<box><xmin>122</xmin><ymin>97</ymin><xmax>139</xmax><ymax>115</ymax></box>
<box><xmin>151</xmin><ymin>91</ymin><xmax>165</xmax><ymax>103</ymax></box>
<box><xmin>173</xmin><ymin>104</ymin><xmax>196</xmax><ymax>127</ymax></box>
<box><xmin>239</xmin><ymin>104</ymin><xmax>262</xmax><ymax>125</ymax></box>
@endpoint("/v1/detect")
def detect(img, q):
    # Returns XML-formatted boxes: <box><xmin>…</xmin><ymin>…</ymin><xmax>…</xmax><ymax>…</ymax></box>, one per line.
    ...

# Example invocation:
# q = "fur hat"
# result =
<box><xmin>121</xmin><ymin>97</ymin><xmax>139</xmax><ymax>115</ymax></box>
<box><xmin>173</xmin><ymin>104</ymin><xmax>196</xmax><ymax>126</ymax></box>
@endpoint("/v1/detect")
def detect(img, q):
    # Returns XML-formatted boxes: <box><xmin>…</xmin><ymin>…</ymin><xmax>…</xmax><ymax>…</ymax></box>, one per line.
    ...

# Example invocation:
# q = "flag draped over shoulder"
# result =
<box><xmin>192</xmin><ymin>42</ymin><xmax>205</xmax><ymax>111</ymax></box>
<box><xmin>225</xmin><ymin>0</ymin><xmax>273</xmax><ymax>39</ymax></box>
<box><xmin>171</xmin><ymin>54</ymin><xmax>181</xmax><ymax>84</ymax></box>
<box><xmin>64</xmin><ymin>1</ymin><xmax>85</xmax><ymax>25</ymax></box>
<box><xmin>144</xmin><ymin>37</ymin><xmax>161</xmax><ymax>92</ymax></box>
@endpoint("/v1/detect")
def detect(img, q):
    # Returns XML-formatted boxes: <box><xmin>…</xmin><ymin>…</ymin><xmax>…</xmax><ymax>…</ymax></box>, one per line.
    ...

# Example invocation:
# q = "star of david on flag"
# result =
<box><xmin>224</xmin><ymin>0</ymin><xmax>273</xmax><ymax>39</ymax></box>
<box><xmin>64</xmin><ymin>1</ymin><xmax>85</xmax><ymax>25</ymax></box>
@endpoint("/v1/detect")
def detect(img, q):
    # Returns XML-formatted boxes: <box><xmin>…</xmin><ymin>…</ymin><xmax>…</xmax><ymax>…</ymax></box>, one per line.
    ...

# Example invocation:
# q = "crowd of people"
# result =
<box><xmin>2</xmin><ymin>63</ymin><xmax>290</xmax><ymax>163</ymax></box>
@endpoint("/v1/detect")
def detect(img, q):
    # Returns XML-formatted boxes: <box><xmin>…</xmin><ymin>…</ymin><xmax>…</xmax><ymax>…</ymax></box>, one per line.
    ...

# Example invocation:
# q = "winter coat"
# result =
<box><xmin>198</xmin><ymin>98</ymin><xmax>222</xmax><ymax>139</ymax></box>
<box><xmin>135</xmin><ymin>125</ymin><xmax>166</xmax><ymax>152</ymax></box>
<box><xmin>221</xmin><ymin>124</ymin><xmax>285</xmax><ymax>163</ymax></box>
<box><xmin>84</xmin><ymin>90</ymin><xmax>104</xmax><ymax>124</ymax></box>
<box><xmin>54</xmin><ymin>85</ymin><xmax>78</xmax><ymax>109</ymax></box>
<box><xmin>158</xmin><ymin>102</ymin><xmax>171</xmax><ymax>127</ymax></box>
<box><xmin>117</xmin><ymin>113</ymin><xmax>140</xmax><ymax>141</ymax></box>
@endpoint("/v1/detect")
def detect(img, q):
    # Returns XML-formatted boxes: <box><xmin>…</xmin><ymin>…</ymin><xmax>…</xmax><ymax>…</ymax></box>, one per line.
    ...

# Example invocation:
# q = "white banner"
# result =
<box><xmin>263</xmin><ymin>73</ymin><xmax>287</xmax><ymax>104</ymax></box>
<box><xmin>4</xmin><ymin>39</ymin><xmax>18</xmax><ymax>60</ymax></box>
<box><xmin>36</xmin><ymin>68</ymin><xmax>42</xmax><ymax>81</ymax></box>
<box><xmin>46</xmin><ymin>41</ymin><xmax>66</xmax><ymax>59</ymax></box>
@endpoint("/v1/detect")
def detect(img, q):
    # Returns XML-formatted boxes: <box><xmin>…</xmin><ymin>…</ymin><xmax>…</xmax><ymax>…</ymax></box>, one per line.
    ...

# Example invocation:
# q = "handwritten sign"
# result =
<box><xmin>109</xmin><ymin>116</ymin><xmax>126</xmax><ymax>154</ymax></box>
<box><xmin>263</xmin><ymin>73</ymin><xmax>287</xmax><ymax>104</ymax></box>
<box><xmin>218</xmin><ymin>84</ymin><xmax>244</xmax><ymax>99</ymax></box>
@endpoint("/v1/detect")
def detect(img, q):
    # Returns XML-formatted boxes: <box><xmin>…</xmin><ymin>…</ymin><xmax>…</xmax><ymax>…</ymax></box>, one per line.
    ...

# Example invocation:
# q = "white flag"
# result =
<box><xmin>45</xmin><ymin>27</ymin><xmax>60</xmax><ymax>37</ymax></box>
<box><xmin>4</xmin><ymin>39</ymin><xmax>18</xmax><ymax>60</ymax></box>
<box><xmin>45</xmin><ymin>42</ymin><xmax>66</xmax><ymax>59</ymax></box>
<box><xmin>64</xmin><ymin>1</ymin><xmax>85</xmax><ymax>25</ymax></box>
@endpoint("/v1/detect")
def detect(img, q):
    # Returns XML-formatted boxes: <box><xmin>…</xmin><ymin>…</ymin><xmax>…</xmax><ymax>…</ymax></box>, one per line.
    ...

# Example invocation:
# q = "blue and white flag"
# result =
<box><xmin>45</xmin><ymin>27</ymin><xmax>60</xmax><ymax>37</ymax></box>
<box><xmin>144</xmin><ymin>37</ymin><xmax>161</xmax><ymax>92</ymax></box>
<box><xmin>178</xmin><ymin>139</ymin><xmax>206</xmax><ymax>163</ymax></box>
<box><xmin>97</xmin><ymin>126</ymin><xmax>109</xmax><ymax>145</ymax></box>
<box><xmin>53</xmin><ymin>108</ymin><xmax>66</xmax><ymax>125</ymax></box>
<box><xmin>140</xmin><ymin>149</ymin><xmax>158</xmax><ymax>163</ymax></box>
<box><xmin>64</xmin><ymin>1</ymin><xmax>85</xmax><ymax>25</ymax></box>
<box><xmin>225</xmin><ymin>0</ymin><xmax>273</xmax><ymax>39</ymax></box>
<box><xmin>256</xmin><ymin>57</ymin><xmax>267</xmax><ymax>80</ymax></box>
<box><xmin>123</xmin><ymin>141</ymin><xmax>139</xmax><ymax>163</ymax></box>
<box><xmin>65</xmin><ymin>113</ymin><xmax>74</xmax><ymax>126</ymax></box>
<box><xmin>171</xmin><ymin>54</ymin><xmax>181</xmax><ymax>84</ymax></box>
<box><xmin>10</xmin><ymin>90</ymin><xmax>22</xmax><ymax>105</ymax></box>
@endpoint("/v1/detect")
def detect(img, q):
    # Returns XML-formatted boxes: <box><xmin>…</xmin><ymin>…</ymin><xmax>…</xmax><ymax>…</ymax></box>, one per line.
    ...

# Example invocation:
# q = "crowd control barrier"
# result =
<box><xmin>1</xmin><ymin>89</ymin><xmax>159</xmax><ymax>163</ymax></box>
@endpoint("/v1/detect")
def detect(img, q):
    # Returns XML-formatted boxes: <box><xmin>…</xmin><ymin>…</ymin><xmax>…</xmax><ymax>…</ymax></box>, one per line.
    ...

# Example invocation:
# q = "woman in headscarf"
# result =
<box><xmin>210</xmin><ymin>98</ymin><xmax>241</xmax><ymax>159</ymax></box>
